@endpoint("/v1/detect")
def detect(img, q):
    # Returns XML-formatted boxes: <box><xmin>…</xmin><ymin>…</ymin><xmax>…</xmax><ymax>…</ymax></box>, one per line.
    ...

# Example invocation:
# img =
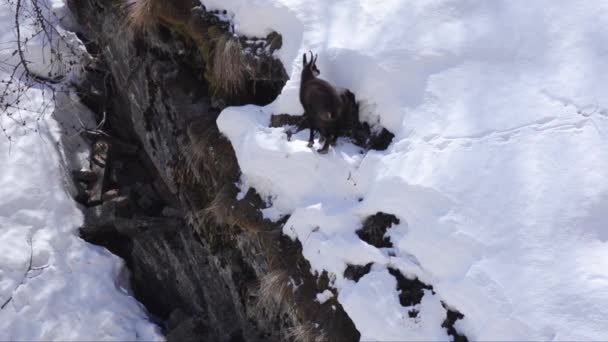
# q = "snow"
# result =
<box><xmin>214</xmin><ymin>0</ymin><xmax>608</xmax><ymax>340</ymax></box>
<box><xmin>341</xmin><ymin>268</ymin><xmax>449</xmax><ymax>341</ymax></box>
<box><xmin>315</xmin><ymin>289</ymin><xmax>333</xmax><ymax>304</ymax></box>
<box><xmin>0</xmin><ymin>1</ymin><xmax>162</xmax><ymax>340</ymax></box>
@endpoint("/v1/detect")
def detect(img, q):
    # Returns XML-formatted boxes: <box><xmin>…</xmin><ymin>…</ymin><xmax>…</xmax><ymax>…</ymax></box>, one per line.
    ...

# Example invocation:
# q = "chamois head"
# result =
<box><xmin>302</xmin><ymin>51</ymin><xmax>320</xmax><ymax>81</ymax></box>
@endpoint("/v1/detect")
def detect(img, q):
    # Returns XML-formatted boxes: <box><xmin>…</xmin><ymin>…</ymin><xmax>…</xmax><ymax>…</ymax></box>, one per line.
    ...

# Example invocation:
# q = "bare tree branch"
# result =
<box><xmin>0</xmin><ymin>232</ymin><xmax>34</xmax><ymax>310</ymax></box>
<box><xmin>1</xmin><ymin>0</ymin><xmax>86</xmax><ymax>143</ymax></box>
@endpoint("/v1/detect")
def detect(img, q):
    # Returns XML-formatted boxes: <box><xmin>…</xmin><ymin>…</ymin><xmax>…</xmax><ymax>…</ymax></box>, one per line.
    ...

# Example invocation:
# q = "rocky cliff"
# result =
<box><xmin>67</xmin><ymin>0</ymin><xmax>361</xmax><ymax>341</ymax></box>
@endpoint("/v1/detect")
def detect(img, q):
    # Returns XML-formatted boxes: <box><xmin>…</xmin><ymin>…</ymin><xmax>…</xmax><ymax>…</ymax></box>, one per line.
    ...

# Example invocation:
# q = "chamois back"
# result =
<box><xmin>302</xmin><ymin>79</ymin><xmax>342</xmax><ymax>121</ymax></box>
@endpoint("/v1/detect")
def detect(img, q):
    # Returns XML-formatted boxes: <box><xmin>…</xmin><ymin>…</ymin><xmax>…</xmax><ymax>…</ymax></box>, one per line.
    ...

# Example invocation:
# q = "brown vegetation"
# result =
<box><xmin>125</xmin><ymin>0</ymin><xmax>158</xmax><ymax>32</ymax></box>
<box><xmin>212</xmin><ymin>34</ymin><xmax>247</xmax><ymax>96</ymax></box>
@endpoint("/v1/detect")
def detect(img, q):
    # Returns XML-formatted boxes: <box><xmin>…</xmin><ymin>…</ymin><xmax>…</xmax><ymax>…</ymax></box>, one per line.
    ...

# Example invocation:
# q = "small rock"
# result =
<box><xmin>162</xmin><ymin>206</ymin><xmax>185</xmax><ymax>218</ymax></box>
<box><xmin>102</xmin><ymin>189</ymin><xmax>120</xmax><ymax>202</ymax></box>
<box><xmin>72</xmin><ymin>170</ymin><xmax>97</xmax><ymax>183</ymax></box>
<box><xmin>137</xmin><ymin>195</ymin><xmax>156</xmax><ymax>211</ymax></box>
<box><xmin>85</xmin><ymin>196</ymin><xmax>130</xmax><ymax>226</ymax></box>
<box><xmin>115</xmin><ymin>216</ymin><xmax>182</xmax><ymax>236</ymax></box>
<box><xmin>73</xmin><ymin>182</ymin><xmax>90</xmax><ymax>205</ymax></box>
<box><xmin>344</xmin><ymin>263</ymin><xmax>373</xmax><ymax>282</ymax></box>
<box><xmin>134</xmin><ymin>182</ymin><xmax>160</xmax><ymax>201</ymax></box>
<box><xmin>356</xmin><ymin>212</ymin><xmax>400</xmax><ymax>248</ymax></box>
<box><xmin>111</xmin><ymin>139</ymin><xmax>139</xmax><ymax>155</ymax></box>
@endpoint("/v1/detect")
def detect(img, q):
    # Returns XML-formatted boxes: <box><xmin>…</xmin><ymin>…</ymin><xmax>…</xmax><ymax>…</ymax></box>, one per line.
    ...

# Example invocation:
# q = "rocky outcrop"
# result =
<box><xmin>68</xmin><ymin>0</ymin><xmax>360</xmax><ymax>341</ymax></box>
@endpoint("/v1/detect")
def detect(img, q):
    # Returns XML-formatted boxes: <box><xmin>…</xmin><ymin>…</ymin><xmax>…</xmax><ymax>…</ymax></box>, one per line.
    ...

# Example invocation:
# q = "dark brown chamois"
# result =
<box><xmin>298</xmin><ymin>51</ymin><xmax>343</xmax><ymax>154</ymax></box>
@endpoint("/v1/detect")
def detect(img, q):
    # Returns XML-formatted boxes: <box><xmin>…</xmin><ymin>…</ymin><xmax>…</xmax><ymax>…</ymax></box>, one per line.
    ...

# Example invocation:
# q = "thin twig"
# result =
<box><xmin>0</xmin><ymin>232</ymin><xmax>34</xmax><ymax>310</ymax></box>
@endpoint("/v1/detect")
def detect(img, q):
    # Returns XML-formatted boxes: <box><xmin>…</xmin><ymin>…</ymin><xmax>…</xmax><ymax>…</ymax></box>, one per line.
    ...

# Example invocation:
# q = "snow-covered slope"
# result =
<box><xmin>214</xmin><ymin>0</ymin><xmax>608</xmax><ymax>340</ymax></box>
<box><xmin>0</xmin><ymin>1</ymin><xmax>162</xmax><ymax>340</ymax></box>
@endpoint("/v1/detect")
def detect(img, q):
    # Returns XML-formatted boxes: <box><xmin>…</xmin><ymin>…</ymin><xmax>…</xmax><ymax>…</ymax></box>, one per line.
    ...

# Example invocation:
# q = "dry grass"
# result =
<box><xmin>199</xmin><ymin>184</ymin><xmax>237</xmax><ymax>226</ymax></box>
<box><xmin>125</xmin><ymin>0</ymin><xmax>159</xmax><ymax>33</ymax></box>
<box><xmin>287</xmin><ymin>322</ymin><xmax>328</xmax><ymax>342</ymax></box>
<box><xmin>212</xmin><ymin>34</ymin><xmax>248</xmax><ymax>96</ymax></box>
<box><xmin>258</xmin><ymin>271</ymin><xmax>330</xmax><ymax>342</ymax></box>
<box><xmin>257</xmin><ymin>270</ymin><xmax>293</xmax><ymax>314</ymax></box>
<box><xmin>172</xmin><ymin>153</ymin><xmax>198</xmax><ymax>188</ymax></box>
<box><xmin>200</xmin><ymin>184</ymin><xmax>268</xmax><ymax>232</ymax></box>
<box><xmin>185</xmin><ymin>118</ymin><xmax>214</xmax><ymax>185</ymax></box>
<box><xmin>186</xmin><ymin>117</ymin><xmax>241</xmax><ymax>187</ymax></box>
<box><xmin>183</xmin><ymin>144</ymin><xmax>206</xmax><ymax>184</ymax></box>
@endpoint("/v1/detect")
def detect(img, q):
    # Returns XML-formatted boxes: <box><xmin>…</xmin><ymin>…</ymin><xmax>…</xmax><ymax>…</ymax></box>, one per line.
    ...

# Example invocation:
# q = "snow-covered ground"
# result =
<box><xmin>0</xmin><ymin>1</ymin><xmax>162</xmax><ymax>340</ymax></box>
<box><xmin>214</xmin><ymin>0</ymin><xmax>608</xmax><ymax>340</ymax></box>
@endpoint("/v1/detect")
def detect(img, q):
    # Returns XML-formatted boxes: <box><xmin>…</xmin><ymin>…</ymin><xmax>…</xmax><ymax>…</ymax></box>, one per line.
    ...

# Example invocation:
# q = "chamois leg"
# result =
<box><xmin>308</xmin><ymin>127</ymin><xmax>315</xmax><ymax>147</ymax></box>
<box><xmin>330</xmin><ymin>133</ymin><xmax>338</xmax><ymax>146</ymax></box>
<box><xmin>317</xmin><ymin>138</ymin><xmax>331</xmax><ymax>154</ymax></box>
<box><xmin>286</xmin><ymin>115</ymin><xmax>308</xmax><ymax>141</ymax></box>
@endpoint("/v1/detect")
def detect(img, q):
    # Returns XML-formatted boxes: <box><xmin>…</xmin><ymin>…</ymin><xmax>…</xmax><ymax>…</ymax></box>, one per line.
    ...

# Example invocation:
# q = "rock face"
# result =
<box><xmin>68</xmin><ymin>0</ymin><xmax>360</xmax><ymax>341</ymax></box>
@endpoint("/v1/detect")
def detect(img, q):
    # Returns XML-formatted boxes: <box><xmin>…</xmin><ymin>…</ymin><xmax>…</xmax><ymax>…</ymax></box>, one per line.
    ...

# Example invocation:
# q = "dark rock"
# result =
<box><xmin>79</xmin><ymin>224</ymin><xmax>115</xmax><ymax>241</ymax></box>
<box><xmin>136</xmin><ymin>194</ymin><xmax>157</xmax><ymax>211</ymax></box>
<box><xmin>84</xmin><ymin>197</ymin><xmax>126</xmax><ymax>227</ymax></box>
<box><xmin>270</xmin><ymin>113</ymin><xmax>304</xmax><ymax>129</ymax></box>
<box><xmin>408</xmin><ymin>309</ymin><xmax>419</xmax><ymax>318</ymax></box>
<box><xmin>162</xmin><ymin>206</ymin><xmax>185</xmax><ymax>218</ymax></box>
<box><xmin>84</xmin><ymin>201</ymin><xmax>116</xmax><ymax>226</ymax></box>
<box><xmin>88</xmin><ymin>139</ymin><xmax>109</xmax><ymax>205</ymax></box>
<box><xmin>387</xmin><ymin>268</ymin><xmax>432</xmax><ymax>307</ymax></box>
<box><xmin>344</xmin><ymin>263</ymin><xmax>373</xmax><ymax>282</ymax></box>
<box><xmin>266</xmin><ymin>31</ymin><xmax>282</xmax><ymax>53</ymax></box>
<box><xmin>109</xmin><ymin>161</ymin><xmax>122</xmax><ymax>185</ymax></box>
<box><xmin>102</xmin><ymin>189</ymin><xmax>120</xmax><ymax>202</ymax></box>
<box><xmin>110</xmin><ymin>138</ymin><xmax>139</xmax><ymax>156</ymax></box>
<box><xmin>356</xmin><ymin>212</ymin><xmax>400</xmax><ymax>248</ymax></box>
<box><xmin>72</xmin><ymin>170</ymin><xmax>97</xmax><ymax>183</ymax></box>
<box><xmin>165</xmin><ymin>312</ymin><xmax>208</xmax><ymax>342</ymax></box>
<box><xmin>442</xmin><ymin>306</ymin><xmax>468</xmax><ymax>342</ymax></box>
<box><xmin>114</xmin><ymin>216</ymin><xmax>182</xmax><ymax>236</ymax></box>
<box><xmin>134</xmin><ymin>182</ymin><xmax>160</xmax><ymax>202</ymax></box>
<box><xmin>73</xmin><ymin>181</ymin><xmax>90</xmax><ymax>205</ymax></box>
<box><xmin>79</xmin><ymin>224</ymin><xmax>131</xmax><ymax>259</ymax></box>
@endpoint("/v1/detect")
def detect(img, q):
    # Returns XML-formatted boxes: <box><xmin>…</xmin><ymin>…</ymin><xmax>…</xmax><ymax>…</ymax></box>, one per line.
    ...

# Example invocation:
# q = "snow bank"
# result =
<box><xmin>0</xmin><ymin>1</ymin><xmax>162</xmax><ymax>340</ymax></box>
<box><xmin>215</xmin><ymin>0</ymin><xmax>608</xmax><ymax>340</ymax></box>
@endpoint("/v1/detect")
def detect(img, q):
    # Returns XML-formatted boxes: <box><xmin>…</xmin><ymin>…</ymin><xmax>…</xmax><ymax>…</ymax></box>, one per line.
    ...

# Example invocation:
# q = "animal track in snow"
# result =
<box><xmin>422</xmin><ymin>116</ymin><xmax>593</xmax><ymax>151</ymax></box>
<box><xmin>541</xmin><ymin>90</ymin><xmax>608</xmax><ymax>118</ymax></box>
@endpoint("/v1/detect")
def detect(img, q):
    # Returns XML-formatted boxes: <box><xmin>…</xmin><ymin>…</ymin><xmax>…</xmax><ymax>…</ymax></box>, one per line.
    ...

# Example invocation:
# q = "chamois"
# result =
<box><xmin>299</xmin><ymin>51</ymin><xmax>343</xmax><ymax>154</ymax></box>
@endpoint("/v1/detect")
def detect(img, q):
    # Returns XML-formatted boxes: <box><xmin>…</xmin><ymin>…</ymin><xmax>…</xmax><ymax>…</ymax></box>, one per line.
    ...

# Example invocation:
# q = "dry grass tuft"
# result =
<box><xmin>173</xmin><ymin>153</ymin><xmax>198</xmax><ymax>187</ymax></box>
<box><xmin>257</xmin><ymin>270</ymin><xmax>293</xmax><ymax>314</ymax></box>
<box><xmin>125</xmin><ymin>0</ymin><xmax>159</xmax><ymax>33</ymax></box>
<box><xmin>183</xmin><ymin>144</ymin><xmax>206</xmax><ymax>184</ymax></box>
<box><xmin>287</xmin><ymin>322</ymin><xmax>328</xmax><ymax>342</ymax></box>
<box><xmin>186</xmin><ymin>117</ymin><xmax>241</xmax><ymax>188</ymax></box>
<box><xmin>199</xmin><ymin>183</ymin><xmax>272</xmax><ymax>232</ymax></box>
<box><xmin>212</xmin><ymin>34</ymin><xmax>248</xmax><ymax>96</ymax></box>
<box><xmin>199</xmin><ymin>184</ymin><xmax>237</xmax><ymax>226</ymax></box>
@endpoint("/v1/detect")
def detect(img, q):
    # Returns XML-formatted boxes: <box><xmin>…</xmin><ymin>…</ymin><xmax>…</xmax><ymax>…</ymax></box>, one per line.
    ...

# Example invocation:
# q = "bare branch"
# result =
<box><xmin>0</xmin><ymin>232</ymin><xmax>34</xmax><ymax>310</ymax></box>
